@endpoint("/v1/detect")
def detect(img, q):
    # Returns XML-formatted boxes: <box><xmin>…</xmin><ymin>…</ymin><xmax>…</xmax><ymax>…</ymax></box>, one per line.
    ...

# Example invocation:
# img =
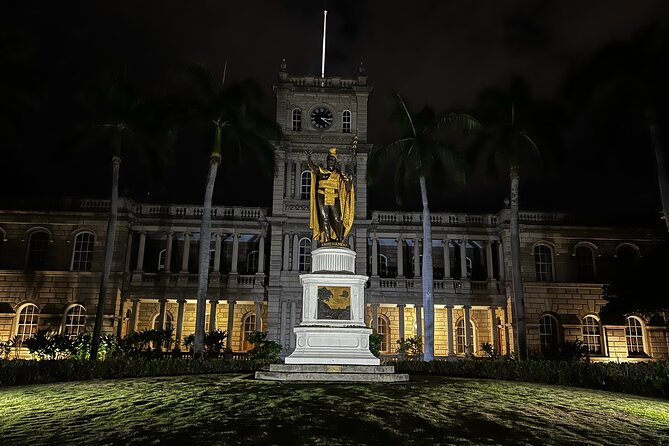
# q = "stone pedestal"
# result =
<box><xmin>285</xmin><ymin>247</ymin><xmax>379</xmax><ymax>366</ymax></box>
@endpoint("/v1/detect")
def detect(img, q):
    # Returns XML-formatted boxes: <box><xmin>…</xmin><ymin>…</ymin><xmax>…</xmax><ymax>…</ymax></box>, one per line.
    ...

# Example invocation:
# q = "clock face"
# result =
<box><xmin>310</xmin><ymin>107</ymin><xmax>334</xmax><ymax>129</ymax></box>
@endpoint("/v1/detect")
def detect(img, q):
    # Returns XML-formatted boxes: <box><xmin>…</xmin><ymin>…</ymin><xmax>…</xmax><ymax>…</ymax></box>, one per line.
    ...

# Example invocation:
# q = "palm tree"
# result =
<box><xmin>88</xmin><ymin>82</ymin><xmax>143</xmax><ymax>360</ymax></box>
<box><xmin>474</xmin><ymin>79</ymin><xmax>558</xmax><ymax>360</ymax></box>
<box><xmin>368</xmin><ymin>92</ymin><xmax>479</xmax><ymax>361</ymax></box>
<box><xmin>180</xmin><ymin>63</ymin><xmax>280</xmax><ymax>359</ymax></box>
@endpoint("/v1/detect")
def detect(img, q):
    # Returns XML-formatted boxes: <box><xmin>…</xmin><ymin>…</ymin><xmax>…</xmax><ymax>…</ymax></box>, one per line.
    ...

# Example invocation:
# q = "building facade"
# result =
<box><xmin>1</xmin><ymin>66</ymin><xmax>667</xmax><ymax>361</ymax></box>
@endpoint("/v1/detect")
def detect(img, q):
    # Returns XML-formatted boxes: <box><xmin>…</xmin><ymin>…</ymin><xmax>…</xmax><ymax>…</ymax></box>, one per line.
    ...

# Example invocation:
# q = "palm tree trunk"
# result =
<box><xmin>193</xmin><ymin>153</ymin><xmax>221</xmax><ymax>359</ymax></box>
<box><xmin>509</xmin><ymin>166</ymin><xmax>527</xmax><ymax>360</ymax></box>
<box><xmin>647</xmin><ymin>110</ymin><xmax>669</xmax><ymax>233</ymax></box>
<box><xmin>419</xmin><ymin>176</ymin><xmax>434</xmax><ymax>361</ymax></box>
<box><xmin>91</xmin><ymin>155</ymin><xmax>121</xmax><ymax>360</ymax></box>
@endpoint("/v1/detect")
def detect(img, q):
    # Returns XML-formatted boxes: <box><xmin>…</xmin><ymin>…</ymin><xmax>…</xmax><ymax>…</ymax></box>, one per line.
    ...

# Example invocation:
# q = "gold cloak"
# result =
<box><xmin>309</xmin><ymin>168</ymin><xmax>355</xmax><ymax>243</ymax></box>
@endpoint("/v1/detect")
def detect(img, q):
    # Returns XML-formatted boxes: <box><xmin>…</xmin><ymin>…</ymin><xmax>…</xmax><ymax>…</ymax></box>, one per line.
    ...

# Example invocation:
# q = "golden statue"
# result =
<box><xmin>307</xmin><ymin>147</ymin><xmax>355</xmax><ymax>245</ymax></box>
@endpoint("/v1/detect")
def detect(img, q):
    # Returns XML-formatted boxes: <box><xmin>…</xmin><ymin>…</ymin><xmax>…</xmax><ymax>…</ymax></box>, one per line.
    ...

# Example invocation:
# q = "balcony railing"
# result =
<box><xmin>373</xmin><ymin>277</ymin><xmax>500</xmax><ymax>294</ymax></box>
<box><xmin>372</xmin><ymin>211</ymin><xmax>499</xmax><ymax>226</ymax></box>
<box><xmin>129</xmin><ymin>272</ymin><xmax>263</xmax><ymax>290</ymax></box>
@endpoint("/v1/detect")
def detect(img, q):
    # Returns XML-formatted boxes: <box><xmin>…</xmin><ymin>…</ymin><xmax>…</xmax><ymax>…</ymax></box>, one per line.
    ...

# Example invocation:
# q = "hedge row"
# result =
<box><xmin>392</xmin><ymin>359</ymin><xmax>669</xmax><ymax>398</ymax></box>
<box><xmin>0</xmin><ymin>358</ymin><xmax>268</xmax><ymax>387</ymax></box>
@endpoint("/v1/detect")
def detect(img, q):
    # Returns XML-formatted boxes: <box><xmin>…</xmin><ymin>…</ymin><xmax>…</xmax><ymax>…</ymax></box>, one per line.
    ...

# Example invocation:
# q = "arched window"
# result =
<box><xmin>63</xmin><ymin>305</ymin><xmax>86</xmax><ymax>337</ymax></box>
<box><xmin>292</xmin><ymin>108</ymin><xmax>302</xmax><ymax>131</ymax></box>
<box><xmin>300</xmin><ymin>170</ymin><xmax>311</xmax><ymax>199</ymax></box>
<box><xmin>298</xmin><ymin>237</ymin><xmax>311</xmax><ymax>272</ymax></box>
<box><xmin>534</xmin><ymin>244</ymin><xmax>554</xmax><ymax>282</ymax></box>
<box><xmin>377</xmin><ymin>316</ymin><xmax>390</xmax><ymax>352</ymax></box>
<box><xmin>625</xmin><ymin>316</ymin><xmax>645</xmax><ymax>356</ymax></box>
<box><xmin>71</xmin><ymin>232</ymin><xmax>94</xmax><ymax>271</ymax></box>
<box><xmin>342</xmin><ymin>110</ymin><xmax>352</xmax><ymax>133</ymax></box>
<box><xmin>411</xmin><ymin>254</ymin><xmax>423</xmax><ymax>275</ymax></box>
<box><xmin>575</xmin><ymin>245</ymin><xmax>595</xmax><ymax>281</ymax></box>
<box><xmin>241</xmin><ymin>313</ymin><xmax>258</xmax><ymax>351</ymax></box>
<box><xmin>152</xmin><ymin>312</ymin><xmax>174</xmax><ymax>331</ymax></box>
<box><xmin>158</xmin><ymin>249</ymin><xmax>167</xmax><ymax>271</ymax></box>
<box><xmin>581</xmin><ymin>316</ymin><xmax>602</xmax><ymax>355</ymax></box>
<box><xmin>456</xmin><ymin>319</ymin><xmax>475</xmax><ymax>354</ymax></box>
<box><xmin>16</xmin><ymin>304</ymin><xmax>39</xmax><ymax>346</ymax></box>
<box><xmin>539</xmin><ymin>314</ymin><xmax>560</xmax><ymax>352</ymax></box>
<box><xmin>378</xmin><ymin>254</ymin><xmax>388</xmax><ymax>277</ymax></box>
<box><xmin>27</xmin><ymin>230</ymin><xmax>49</xmax><ymax>270</ymax></box>
<box><xmin>247</xmin><ymin>250</ymin><xmax>259</xmax><ymax>273</ymax></box>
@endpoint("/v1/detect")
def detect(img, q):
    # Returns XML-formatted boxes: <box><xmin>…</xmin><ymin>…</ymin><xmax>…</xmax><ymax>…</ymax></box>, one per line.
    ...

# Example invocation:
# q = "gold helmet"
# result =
<box><xmin>328</xmin><ymin>147</ymin><xmax>337</xmax><ymax>159</ymax></box>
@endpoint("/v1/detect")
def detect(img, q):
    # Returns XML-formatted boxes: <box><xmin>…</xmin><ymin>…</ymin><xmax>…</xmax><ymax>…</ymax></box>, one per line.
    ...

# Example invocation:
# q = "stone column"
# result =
<box><xmin>289</xmin><ymin>301</ymin><xmax>297</xmax><ymax>349</ymax></box>
<box><xmin>443</xmin><ymin>239</ymin><xmax>451</xmax><ymax>279</ymax></box>
<box><xmin>165</xmin><ymin>231</ymin><xmax>173</xmax><ymax>272</ymax></box>
<box><xmin>489</xmin><ymin>306</ymin><xmax>498</xmax><ymax>352</ymax></box>
<box><xmin>413</xmin><ymin>238</ymin><xmax>421</xmax><ymax>278</ymax></box>
<box><xmin>459</xmin><ymin>240</ymin><xmax>468</xmax><ymax>279</ymax></box>
<box><xmin>463</xmin><ymin>305</ymin><xmax>472</xmax><ymax>356</ymax></box>
<box><xmin>396</xmin><ymin>237</ymin><xmax>404</xmax><ymax>277</ymax></box>
<box><xmin>255</xmin><ymin>301</ymin><xmax>263</xmax><ymax>331</ymax></box>
<box><xmin>124</xmin><ymin>231</ymin><xmax>134</xmax><ymax>273</ymax></box>
<box><xmin>157</xmin><ymin>299</ymin><xmax>167</xmax><ymax>330</ymax></box>
<box><xmin>280</xmin><ymin>301</ymin><xmax>288</xmax><ymax>348</ymax></box>
<box><xmin>226</xmin><ymin>300</ymin><xmax>235</xmax><ymax>350</ymax></box>
<box><xmin>181</xmin><ymin>232</ymin><xmax>191</xmax><ymax>273</ymax></box>
<box><xmin>486</xmin><ymin>240</ymin><xmax>494</xmax><ymax>280</ymax></box>
<box><xmin>503</xmin><ymin>305</ymin><xmax>511</xmax><ymax>354</ymax></box>
<box><xmin>282</xmin><ymin>233</ymin><xmax>290</xmax><ymax>271</ymax></box>
<box><xmin>397</xmin><ymin>304</ymin><xmax>405</xmax><ymax>341</ymax></box>
<box><xmin>257</xmin><ymin>235</ymin><xmax>265</xmax><ymax>274</ymax></box>
<box><xmin>446</xmin><ymin>305</ymin><xmax>454</xmax><ymax>356</ymax></box>
<box><xmin>176</xmin><ymin>300</ymin><xmax>185</xmax><ymax>348</ymax></box>
<box><xmin>209</xmin><ymin>301</ymin><xmax>218</xmax><ymax>332</ymax></box>
<box><xmin>289</xmin><ymin>162</ymin><xmax>295</xmax><ymax>198</ymax></box>
<box><xmin>135</xmin><ymin>231</ymin><xmax>146</xmax><ymax>272</ymax></box>
<box><xmin>415</xmin><ymin>305</ymin><xmax>423</xmax><ymax>339</ymax></box>
<box><xmin>116</xmin><ymin>299</ymin><xmax>126</xmax><ymax>338</ymax></box>
<box><xmin>130</xmin><ymin>300</ymin><xmax>140</xmax><ymax>334</ymax></box>
<box><xmin>213</xmin><ymin>232</ymin><xmax>222</xmax><ymax>272</ymax></box>
<box><xmin>231</xmin><ymin>233</ymin><xmax>239</xmax><ymax>274</ymax></box>
<box><xmin>295</xmin><ymin>163</ymin><xmax>302</xmax><ymax>199</ymax></box>
<box><xmin>497</xmin><ymin>241</ymin><xmax>505</xmax><ymax>280</ymax></box>
<box><xmin>292</xmin><ymin>234</ymin><xmax>299</xmax><ymax>271</ymax></box>
<box><xmin>371</xmin><ymin>236</ymin><xmax>378</xmax><ymax>276</ymax></box>
<box><xmin>371</xmin><ymin>303</ymin><xmax>379</xmax><ymax>332</ymax></box>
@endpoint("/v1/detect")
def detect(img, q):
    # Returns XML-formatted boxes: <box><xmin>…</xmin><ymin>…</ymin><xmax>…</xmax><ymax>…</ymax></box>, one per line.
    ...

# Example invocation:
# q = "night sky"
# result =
<box><xmin>2</xmin><ymin>1</ymin><xmax>669</xmax><ymax>223</ymax></box>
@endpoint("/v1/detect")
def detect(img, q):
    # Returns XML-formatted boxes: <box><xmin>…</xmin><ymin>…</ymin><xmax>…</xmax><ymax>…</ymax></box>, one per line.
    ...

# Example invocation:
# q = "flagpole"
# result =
<box><xmin>321</xmin><ymin>10</ymin><xmax>327</xmax><ymax>79</ymax></box>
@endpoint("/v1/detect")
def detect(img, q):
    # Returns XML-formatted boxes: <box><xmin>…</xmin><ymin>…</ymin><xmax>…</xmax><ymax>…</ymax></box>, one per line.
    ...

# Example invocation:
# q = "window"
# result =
<box><xmin>539</xmin><ymin>314</ymin><xmax>560</xmax><ymax>352</ymax></box>
<box><xmin>300</xmin><ymin>170</ymin><xmax>311</xmax><ymax>199</ymax></box>
<box><xmin>63</xmin><ymin>305</ymin><xmax>86</xmax><ymax>337</ymax></box>
<box><xmin>377</xmin><ymin>316</ymin><xmax>390</xmax><ymax>352</ymax></box>
<box><xmin>625</xmin><ymin>317</ymin><xmax>645</xmax><ymax>356</ymax></box>
<box><xmin>292</xmin><ymin>108</ymin><xmax>302</xmax><ymax>131</ymax></box>
<box><xmin>342</xmin><ymin>110</ymin><xmax>352</xmax><ymax>133</ymax></box>
<box><xmin>27</xmin><ymin>230</ymin><xmax>49</xmax><ymax>270</ymax></box>
<box><xmin>16</xmin><ymin>304</ymin><xmax>39</xmax><ymax>346</ymax></box>
<box><xmin>575</xmin><ymin>246</ymin><xmax>595</xmax><ymax>281</ymax></box>
<box><xmin>582</xmin><ymin>316</ymin><xmax>602</xmax><ymax>355</ymax></box>
<box><xmin>378</xmin><ymin>254</ymin><xmax>388</xmax><ymax>277</ymax></box>
<box><xmin>158</xmin><ymin>249</ymin><xmax>167</xmax><ymax>271</ymax></box>
<box><xmin>152</xmin><ymin>312</ymin><xmax>174</xmax><ymax>331</ymax></box>
<box><xmin>209</xmin><ymin>249</ymin><xmax>216</xmax><ymax>272</ymax></box>
<box><xmin>298</xmin><ymin>237</ymin><xmax>311</xmax><ymax>272</ymax></box>
<box><xmin>247</xmin><ymin>250</ymin><xmax>259</xmax><ymax>273</ymax></box>
<box><xmin>534</xmin><ymin>244</ymin><xmax>554</xmax><ymax>282</ymax></box>
<box><xmin>205</xmin><ymin>313</ymin><xmax>211</xmax><ymax>333</ymax></box>
<box><xmin>242</xmin><ymin>313</ymin><xmax>258</xmax><ymax>351</ymax></box>
<box><xmin>411</xmin><ymin>254</ymin><xmax>423</xmax><ymax>275</ymax></box>
<box><xmin>456</xmin><ymin>319</ymin><xmax>475</xmax><ymax>354</ymax></box>
<box><xmin>71</xmin><ymin>232</ymin><xmax>94</xmax><ymax>271</ymax></box>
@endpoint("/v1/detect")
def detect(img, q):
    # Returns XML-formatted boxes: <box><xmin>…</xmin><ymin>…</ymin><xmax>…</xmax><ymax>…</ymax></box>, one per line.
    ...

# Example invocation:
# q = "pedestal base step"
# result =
<box><xmin>255</xmin><ymin>364</ymin><xmax>409</xmax><ymax>383</ymax></box>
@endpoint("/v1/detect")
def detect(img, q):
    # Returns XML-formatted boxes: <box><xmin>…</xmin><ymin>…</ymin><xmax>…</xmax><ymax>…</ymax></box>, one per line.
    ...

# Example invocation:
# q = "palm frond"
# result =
<box><xmin>437</xmin><ymin>112</ymin><xmax>482</xmax><ymax>134</ymax></box>
<box><xmin>368</xmin><ymin>138</ymin><xmax>413</xmax><ymax>183</ymax></box>
<box><xmin>392</xmin><ymin>91</ymin><xmax>417</xmax><ymax>137</ymax></box>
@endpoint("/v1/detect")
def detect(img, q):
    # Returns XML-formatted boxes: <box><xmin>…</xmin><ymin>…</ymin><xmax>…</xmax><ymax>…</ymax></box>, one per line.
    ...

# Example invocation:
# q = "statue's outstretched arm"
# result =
<box><xmin>305</xmin><ymin>150</ymin><xmax>318</xmax><ymax>173</ymax></box>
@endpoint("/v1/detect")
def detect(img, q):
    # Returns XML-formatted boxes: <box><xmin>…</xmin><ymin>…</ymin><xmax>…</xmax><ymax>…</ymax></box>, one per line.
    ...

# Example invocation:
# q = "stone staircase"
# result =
<box><xmin>255</xmin><ymin>364</ymin><xmax>409</xmax><ymax>382</ymax></box>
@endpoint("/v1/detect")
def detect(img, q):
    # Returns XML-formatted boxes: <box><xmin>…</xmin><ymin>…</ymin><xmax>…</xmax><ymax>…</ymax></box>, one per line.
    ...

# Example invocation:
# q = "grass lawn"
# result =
<box><xmin>1</xmin><ymin>374</ymin><xmax>668</xmax><ymax>445</ymax></box>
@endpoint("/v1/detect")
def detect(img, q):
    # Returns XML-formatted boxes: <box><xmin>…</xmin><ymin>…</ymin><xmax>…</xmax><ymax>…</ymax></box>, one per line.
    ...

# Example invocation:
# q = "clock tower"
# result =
<box><xmin>266</xmin><ymin>60</ymin><xmax>373</xmax><ymax>348</ymax></box>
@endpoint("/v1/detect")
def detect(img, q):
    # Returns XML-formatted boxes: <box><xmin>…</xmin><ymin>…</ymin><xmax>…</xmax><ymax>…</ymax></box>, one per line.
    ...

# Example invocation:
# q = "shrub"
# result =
<box><xmin>390</xmin><ymin>358</ymin><xmax>669</xmax><ymax>398</ymax></box>
<box><xmin>182</xmin><ymin>330</ymin><xmax>228</xmax><ymax>357</ymax></box>
<box><xmin>23</xmin><ymin>330</ymin><xmax>72</xmax><ymax>360</ymax></box>
<box><xmin>369</xmin><ymin>334</ymin><xmax>383</xmax><ymax>358</ymax></box>
<box><xmin>396</xmin><ymin>336</ymin><xmax>423</xmax><ymax>360</ymax></box>
<box><xmin>538</xmin><ymin>340</ymin><xmax>590</xmax><ymax>361</ymax></box>
<box><xmin>0</xmin><ymin>357</ymin><xmax>271</xmax><ymax>387</ymax></box>
<box><xmin>246</xmin><ymin>331</ymin><xmax>282</xmax><ymax>363</ymax></box>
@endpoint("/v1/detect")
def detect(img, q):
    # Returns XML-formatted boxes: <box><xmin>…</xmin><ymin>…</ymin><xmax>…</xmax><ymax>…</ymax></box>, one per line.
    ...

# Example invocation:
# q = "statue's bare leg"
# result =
<box><xmin>330</xmin><ymin>204</ymin><xmax>344</xmax><ymax>241</ymax></box>
<box><xmin>317</xmin><ymin>194</ymin><xmax>331</xmax><ymax>240</ymax></box>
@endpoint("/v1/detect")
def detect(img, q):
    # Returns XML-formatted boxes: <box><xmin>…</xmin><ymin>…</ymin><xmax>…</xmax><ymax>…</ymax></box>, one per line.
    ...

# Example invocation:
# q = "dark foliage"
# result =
<box><xmin>246</xmin><ymin>331</ymin><xmax>282</xmax><ymax>362</ymax></box>
<box><xmin>392</xmin><ymin>359</ymin><xmax>669</xmax><ymax>398</ymax></box>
